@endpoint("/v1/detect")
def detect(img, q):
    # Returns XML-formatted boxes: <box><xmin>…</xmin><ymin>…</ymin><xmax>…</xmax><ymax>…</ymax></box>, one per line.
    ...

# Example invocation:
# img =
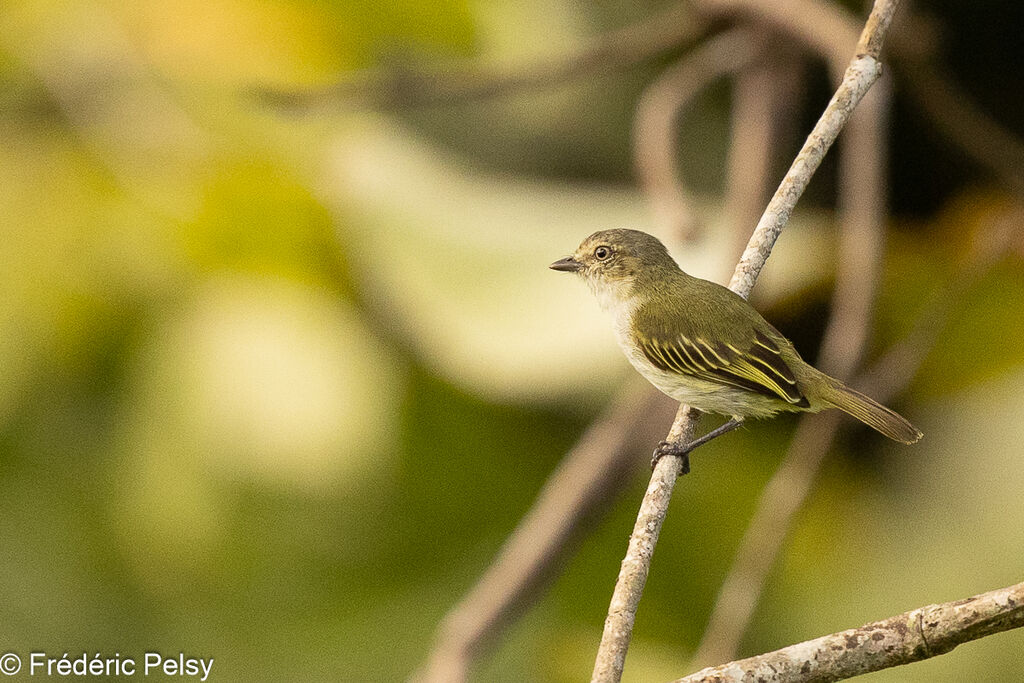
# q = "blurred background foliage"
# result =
<box><xmin>0</xmin><ymin>0</ymin><xmax>1022</xmax><ymax>681</ymax></box>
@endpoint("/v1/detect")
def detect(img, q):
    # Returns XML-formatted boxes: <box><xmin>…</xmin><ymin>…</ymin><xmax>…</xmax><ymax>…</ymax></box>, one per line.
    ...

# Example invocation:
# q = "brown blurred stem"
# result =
<box><xmin>692</xmin><ymin>0</ymin><xmax>860</xmax><ymax>79</ymax></box>
<box><xmin>723</xmin><ymin>38</ymin><xmax>804</xmax><ymax>254</ymax></box>
<box><xmin>695</xmin><ymin>0</ymin><xmax>1024</xmax><ymax>201</ymax></box>
<box><xmin>258</xmin><ymin>4</ymin><xmax>710</xmax><ymax>111</ymax></box>
<box><xmin>591</xmin><ymin>3</ymin><xmax>901</xmax><ymax>682</ymax></box>
<box><xmin>633</xmin><ymin>27</ymin><xmax>763</xmax><ymax>242</ymax></box>
<box><xmin>412</xmin><ymin>379</ymin><xmax>675</xmax><ymax>683</ymax></box>
<box><xmin>674</xmin><ymin>582</ymin><xmax>1024</xmax><ymax>683</ymax></box>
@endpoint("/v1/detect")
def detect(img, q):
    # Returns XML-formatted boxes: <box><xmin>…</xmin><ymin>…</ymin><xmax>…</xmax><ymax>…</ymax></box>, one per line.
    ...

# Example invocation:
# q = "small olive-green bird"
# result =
<box><xmin>551</xmin><ymin>229</ymin><xmax>921</xmax><ymax>466</ymax></box>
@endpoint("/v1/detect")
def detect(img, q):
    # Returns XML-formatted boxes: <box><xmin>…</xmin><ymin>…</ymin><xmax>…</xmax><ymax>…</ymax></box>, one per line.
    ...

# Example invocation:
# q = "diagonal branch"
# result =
<box><xmin>672</xmin><ymin>581</ymin><xmax>1024</xmax><ymax>683</ymax></box>
<box><xmin>590</xmin><ymin>2</ymin><xmax>902</xmax><ymax>681</ymax></box>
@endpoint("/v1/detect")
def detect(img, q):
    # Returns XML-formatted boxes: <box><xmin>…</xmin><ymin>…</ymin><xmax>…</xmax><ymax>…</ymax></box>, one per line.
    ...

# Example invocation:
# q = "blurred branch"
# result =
<box><xmin>258</xmin><ymin>4</ymin><xmax>711</xmax><ymax>111</ymax></box>
<box><xmin>693</xmin><ymin>0</ymin><xmax>1024</xmax><ymax>199</ymax></box>
<box><xmin>633</xmin><ymin>27</ymin><xmax>763</xmax><ymax>242</ymax></box>
<box><xmin>260</xmin><ymin>0</ymin><xmax>1024</xmax><ymax>210</ymax></box>
<box><xmin>591</xmin><ymin>3</ymin><xmax>901</xmax><ymax>681</ymax></box>
<box><xmin>820</xmin><ymin>99</ymin><xmax>889</xmax><ymax>377</ymax></box>
<box><xmin>674</xmin><ymin>581</ymin><xmax>1024</xmax><ymax>683</ymax></box>
<box><xmin>691</xmin><ymin>0</ymin><xmax>860</xmax><ymax>78</ymax></box>
<box><xmin>723</xmin><ymin>38</ymin><xmax>803</xmax><ymax>255</ymax></box>
<box><xmin>412</xmin><ymin>379</ymin><xmax>676</xmax><ymax>683</ymax></box>
<box><xmin>693</xmin><ymin>410</ymin><xmax>843</xmax><ymax>666</ymax></box>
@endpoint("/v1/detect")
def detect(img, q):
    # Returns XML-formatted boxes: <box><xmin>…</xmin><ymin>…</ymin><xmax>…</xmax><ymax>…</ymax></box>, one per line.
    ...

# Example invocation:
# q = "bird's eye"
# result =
<box><xmin>594</xmin><ymin>246</ymin><xmax>610</xmax><ymax>260</ymax></box>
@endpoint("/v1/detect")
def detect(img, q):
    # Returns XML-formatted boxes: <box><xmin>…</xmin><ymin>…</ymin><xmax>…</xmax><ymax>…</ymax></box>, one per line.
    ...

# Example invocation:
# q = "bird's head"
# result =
<box><xmin>549</xmin><ymin>229</ymin><xmax>678</xmax><ymax>303</ymax></box>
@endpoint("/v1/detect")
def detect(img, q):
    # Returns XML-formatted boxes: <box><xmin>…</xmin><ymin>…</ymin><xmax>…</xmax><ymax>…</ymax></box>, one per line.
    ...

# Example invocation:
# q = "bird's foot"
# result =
<box><xmin>650</xmin><ymin>418</ymin><xmax>746</xmax><ymax>475</ymax></box>
<box><xmin>652</xmin><ymin>441</ymin><xmax>691</xmax><ymax>474</ymax></box>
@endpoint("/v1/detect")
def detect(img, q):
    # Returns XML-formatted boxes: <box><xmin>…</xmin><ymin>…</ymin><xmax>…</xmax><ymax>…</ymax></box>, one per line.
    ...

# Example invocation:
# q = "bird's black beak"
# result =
<box><xmin>549</xmin><ymin>256</ymin><xmax>582</xmax><ymax>272</ymax></box>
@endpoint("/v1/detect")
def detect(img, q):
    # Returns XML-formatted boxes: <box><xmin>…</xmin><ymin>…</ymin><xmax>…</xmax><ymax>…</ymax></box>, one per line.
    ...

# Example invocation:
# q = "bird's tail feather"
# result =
<box><xmin>821</xmin><ymin>381</ymin><xmax>922</xmax><ymax>444</ymax></box>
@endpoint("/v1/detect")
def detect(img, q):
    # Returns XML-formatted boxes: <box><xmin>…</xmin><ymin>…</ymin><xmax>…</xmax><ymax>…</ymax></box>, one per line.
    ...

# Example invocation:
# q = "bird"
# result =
<box><xmin>550</xmin><ymin>228</ymin><xmax>921</xmax><ymax>472</ymax></box>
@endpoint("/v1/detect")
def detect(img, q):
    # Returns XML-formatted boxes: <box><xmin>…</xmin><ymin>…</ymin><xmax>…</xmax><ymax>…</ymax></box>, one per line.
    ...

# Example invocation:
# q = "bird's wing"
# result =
<box><xmin>637</xmin><ymin>328</ymin><xmax>809</xmax><ymax>407</ymax></box>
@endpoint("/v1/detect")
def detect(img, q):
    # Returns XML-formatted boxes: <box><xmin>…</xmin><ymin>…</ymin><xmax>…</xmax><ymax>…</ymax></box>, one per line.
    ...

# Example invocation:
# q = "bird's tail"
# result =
<box><xmin>820</xmin><ymin>380</ymin><xmax>922</xmax><ymax>444</ymax></box>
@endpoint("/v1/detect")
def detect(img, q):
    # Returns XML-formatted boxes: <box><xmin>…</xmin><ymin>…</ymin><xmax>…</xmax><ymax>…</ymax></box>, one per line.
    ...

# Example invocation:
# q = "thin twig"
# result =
<box><xmin>258</xmin><ymin>4</ymin><xmax>710</xmax><ymax>111</ymax></box>
<box><xmin>412</xmin><ymin>379</ymin><xmax>675</xmax><ymax>683</ymax></box>
<box><xmin>633</xmin><ymin>27</ymin><xmax>764</xmax><ymax>242</ymax></box>
<box><xmin>673</xmin><ymin>581</ymin><xmax>1024</xmax><ymax>683</ymax></box>
<box><xmin>591</xmin><ymin>3</ymin><xmax>901</xmax><ymax>681</ymax></box>
<box><xmin>591</xmin><ymin>403</ymin><xmax>699</xmax><ymax>683</ymax></box>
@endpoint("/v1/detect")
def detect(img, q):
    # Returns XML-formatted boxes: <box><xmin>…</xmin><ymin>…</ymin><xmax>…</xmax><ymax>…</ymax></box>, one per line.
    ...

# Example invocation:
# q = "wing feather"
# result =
<box><xmin>665</xmin><ymin>344</ymin><xmax>696</xmax><ymax>374</ymax></box>
<box><xmin>639</xmin><ymin>333</ymin><xmax>808</xmax><ymax>406</ymax></box>
<box><xmin>678</xmin><ymin>340</ymin><xmax>709</xmax><ymax>372</ymax></box>
<box><xmin>648</xmin><ymin>341</ymin><xmax>679</xmax><ymax>373</ymax></box>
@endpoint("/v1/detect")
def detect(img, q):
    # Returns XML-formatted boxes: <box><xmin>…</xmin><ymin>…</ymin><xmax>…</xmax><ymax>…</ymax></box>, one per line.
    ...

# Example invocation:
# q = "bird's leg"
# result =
<box><xmin>651</xmin><ymin>418</ymin><xmax>745</xmax><ymax>474</ymax></box>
